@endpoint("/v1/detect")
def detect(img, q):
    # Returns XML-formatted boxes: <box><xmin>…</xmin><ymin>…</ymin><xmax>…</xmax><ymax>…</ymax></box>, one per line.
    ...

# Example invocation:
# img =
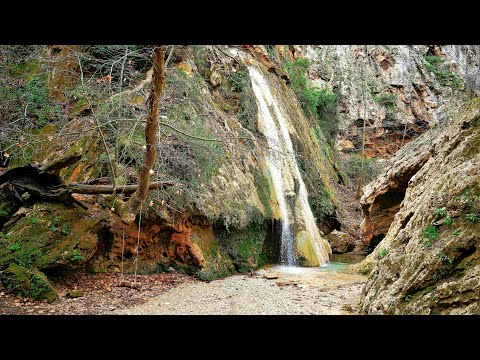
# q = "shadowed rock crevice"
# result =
<box><xmin>360</xmin><ymin>140</ymin><xmax>433</xmax><ymax>251</ymax></box>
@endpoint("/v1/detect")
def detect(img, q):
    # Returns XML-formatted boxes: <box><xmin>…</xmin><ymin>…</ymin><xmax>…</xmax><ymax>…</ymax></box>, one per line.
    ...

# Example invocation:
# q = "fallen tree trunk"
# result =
<box><xmin>1</xmin><ymin>165</ymin><xmax>178</xmax><ymax>214</ymax></box>
<box><xmin>66</xmin><ymin>181</ymin><xmax>176</xmax><ymax>194</ymax></box>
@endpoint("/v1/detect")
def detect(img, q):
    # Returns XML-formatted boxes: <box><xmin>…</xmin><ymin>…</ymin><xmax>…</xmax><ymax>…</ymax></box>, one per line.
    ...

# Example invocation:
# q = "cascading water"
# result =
<box><xmin>248</xmin><ymin>66</ymin><xmax>331</xmax><ymax>266</ymax></box>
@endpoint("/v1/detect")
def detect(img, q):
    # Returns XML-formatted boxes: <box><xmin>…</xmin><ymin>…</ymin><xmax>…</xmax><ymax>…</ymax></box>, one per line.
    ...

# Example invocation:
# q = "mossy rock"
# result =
<box><xmin>213</xmin><ymin>221</ymin><xmax>268</xmax><ymax>272</ymax></box>
<box><xmin>0</xmin><ymin>202</ymin><xmax>108</xmax><ymax>271</ymax></box>
<box><xmin>0</xmin><ymin>264</ymin><xmax>58</xmax><ymax>303</ymax></box>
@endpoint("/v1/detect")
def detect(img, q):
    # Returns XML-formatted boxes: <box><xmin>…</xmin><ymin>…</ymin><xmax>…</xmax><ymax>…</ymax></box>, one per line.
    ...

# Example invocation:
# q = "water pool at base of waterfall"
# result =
<box><xmin>267</xmin><ymin>253</ymin><xmax>365</xmax><ymax>276</ymax></box>
<box><xmin>274</xmin><ymin>262</ymin><xmax>348</xmax><ymax>274</ymax></box>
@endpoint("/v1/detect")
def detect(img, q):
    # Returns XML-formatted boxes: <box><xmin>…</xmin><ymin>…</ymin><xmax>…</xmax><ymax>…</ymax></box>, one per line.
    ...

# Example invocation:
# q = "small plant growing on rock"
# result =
<box><xmin>422</xmin><ymin>239</ymin><xmax>433</xmax><ymax>248</ymax></box>
<box><xmin>49</xmin><ymin>217</ymin><xmax>60</xmax><ymax>232</ymax></box>
<box><xmin>380</xmin><ymin>248</ymin><xmax>389</xmax><ymax>258</ymax></box>
<box><xmin>444</xmin><ymin>216</ymin><xmax>452</xmax><ymax>227</ymax></box>
<box><xmin>452</xmin><ymin>228</ymin><xmax>461</xmax><ymax>236</ymax></box>
<box><xmin>27</xmin><ymin>217</ymin><xmax>39</xmax><ymax>224</ymax></box>
<box><xmin>29</xmin><ymin>274</ymin><xmax>50</xmax><ymax>299</ymax></box>
<box><xmin>71</xmin><ymin>250</ymin><xmax>86</xmax><ymax>262</ymax></box>
<box><xmin>372</xmin><ymin>92</ymin><xmax>396</xmax><ymax>111</ymax></box>
<box><xmin>60</xmin><ymin>224</ymin><xmax>71</xmax><ymax>236</ymax></box>
<box><xmin>423</xmin><ymin>225</ymin><xmax>438</xmax><ymax>240</ymax></box>
<box><xmin>403</xmin><ymin>294</ymin><xmax>412</xmax><ymax>302</ymax></box>
<box><xmin>9</xmin><ymin>242</ymin><xmax>21</xmax><ymax>251</ymax></box>
<box><xmin>465</xmin><ymin>213</ymin><xmax>478</xmax><ymax>222</ymax></box>
<box><xmin>435</xmin><ymin>207</ymin><xmax>447</xmax><ymax>217</ymax></box>
<box><xmin>437</xmin><ymin>251</ymin><xmax>453</xmax><ymax>265</ymax></box>
<box><xmin>229</xmin><ymin>70</ymin><xmax>246</xmax><ymax>92</ymax></box>
<box><xmin>424</xmin><ymin>55</ymin><xmax>464</xmax><ymax>88</ymax></box>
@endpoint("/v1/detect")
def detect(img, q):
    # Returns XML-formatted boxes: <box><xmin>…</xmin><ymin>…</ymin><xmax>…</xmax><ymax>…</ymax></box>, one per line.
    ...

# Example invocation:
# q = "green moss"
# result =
<box><xmin>252</xmin><ymin>169</ymin><xmax>273</xmax><ymax>218</ymax></box>
<box><xmin>0</xmin><ymin>202</ymin><xmax>105</xmax><ymax>270</ymax></box>
<box><xmin>194</xmin><ymin>220</ymin><xmax>270</xmax><ymax>280</ymax></box>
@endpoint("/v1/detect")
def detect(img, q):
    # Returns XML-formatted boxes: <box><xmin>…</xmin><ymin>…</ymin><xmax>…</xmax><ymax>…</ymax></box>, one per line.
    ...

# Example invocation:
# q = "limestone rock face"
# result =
<box><xmin>354</xmin><ymin>99</ymin><xmax>480</xmax><ymax>314</ymax></box>
<box><xmin>299</xmin><ymin>45</ymin><xmax>477</xmax><ymax>159</ymax></box>
<box><xmin>326</xmin><ymin>230</ymin><xmax>356</xmax><ymax>254</ymax></box>
<box><xmin>359</xmin><ymin>126</ymin><xmax>436</xmax><ymax>249</ymax></box>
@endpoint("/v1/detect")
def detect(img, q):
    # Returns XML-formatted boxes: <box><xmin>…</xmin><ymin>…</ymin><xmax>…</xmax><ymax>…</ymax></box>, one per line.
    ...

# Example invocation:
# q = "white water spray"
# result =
<box><xmin>248</xmin><ymin>66</ymin><xmax>331</xmax><ymax>266</ymax></box>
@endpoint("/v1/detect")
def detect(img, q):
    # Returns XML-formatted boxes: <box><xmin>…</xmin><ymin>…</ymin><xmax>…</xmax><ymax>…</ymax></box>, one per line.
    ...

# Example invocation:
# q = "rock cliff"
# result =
<box><xmin>353</xmin><ymin>99</ymin><xmax>480</xmax><ymax>314</ymax></box>
<box><xmin>298</xmin><ymin>45</ymin><xmax>476</xmax><ymax>159</ymax></box>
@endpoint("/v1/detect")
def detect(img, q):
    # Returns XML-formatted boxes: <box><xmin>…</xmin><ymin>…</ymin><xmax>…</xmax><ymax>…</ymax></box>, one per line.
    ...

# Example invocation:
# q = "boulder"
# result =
<box><xmin>0</xmin><ymin>202</ymin><xmax>107</xmax><ymax>271</ymax></box>
<box><xmin>0</xmin><ymin>264</ymin><xmax>57</xmax><ymax>303</ymax></box>
<box><xmin>326</xmin><ymin>230</ymin><xmax>356</xmax><ymax>253</ymax></box>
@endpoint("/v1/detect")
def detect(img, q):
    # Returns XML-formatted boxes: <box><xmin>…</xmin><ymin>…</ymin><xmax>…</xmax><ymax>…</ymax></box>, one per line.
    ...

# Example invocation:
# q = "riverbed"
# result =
<box><xmin>114</xmin><ymin>257</ymin><xmax>367</xmax><ymax>315</ymax></box>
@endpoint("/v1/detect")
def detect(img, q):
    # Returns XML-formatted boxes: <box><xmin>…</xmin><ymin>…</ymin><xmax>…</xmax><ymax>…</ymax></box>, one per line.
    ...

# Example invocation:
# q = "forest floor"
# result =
<box><xmin>0</xmin><ymin>271</ymin><xmax>194</xmax><ymax>315</ymax></box>
<box><xmin>0</xmin><ymin>264</ymin><xmax>367</xmax><ymax>315</ymax></box>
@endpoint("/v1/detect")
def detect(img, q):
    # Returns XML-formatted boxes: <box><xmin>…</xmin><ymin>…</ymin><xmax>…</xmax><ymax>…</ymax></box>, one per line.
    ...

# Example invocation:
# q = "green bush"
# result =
<box><xmin>437</xmin><ymin>251</ymin><xmax>452</xmax><ymax>265</ymax></box>
<box><xmin>465</xmin><ymin>213</ymin><xmax>479</xmax><ymax>222</ymax></box>
<box><xmin>422</xmin><ymin>238</ymin><xmax>433</xmax><ymax>248</ymax></box>
<box><xmin>9</xmin><ymin>242</ymin><xmax>21</xmax><ymax>252</ymax></box>
<box><xmin>71</xmin><ymin>250</ymin><xmax>86</xmax><ymax>262</ymax></box>
<box><xmin>372</xmin><ymin>93</ymin><xmax>396</xmax><ymax>111</ymax></box>
<box><xmin>283</xmin><ymin>58</ymin><xmax>339</xmax><ymax>144</ymax></box>
<box><xmin>444</xmin><ymin>216</ymin><xmax>452</xmax><ymax>227</ymax></box>
<box><xmin>229</xmin><ymin>70</ymin><xmax>246</xmax><ymax>92</ymax></box>
<box><xmin>425</xmin><ymin>55</ymin><xmax>464</xmax><ymax>88</ymax></box>
<box><xmin>435</xmin><ymin>207</ymin><xmax>447</xmax><ymax>217</ymax></box>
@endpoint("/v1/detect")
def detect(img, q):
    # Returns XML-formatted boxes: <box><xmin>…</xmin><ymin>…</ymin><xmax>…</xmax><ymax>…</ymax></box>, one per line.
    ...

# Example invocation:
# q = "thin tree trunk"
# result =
<box><xmin>120</xmin><ymin>45</ymin><xmax>165</xmax><ymax>224</ymax></box>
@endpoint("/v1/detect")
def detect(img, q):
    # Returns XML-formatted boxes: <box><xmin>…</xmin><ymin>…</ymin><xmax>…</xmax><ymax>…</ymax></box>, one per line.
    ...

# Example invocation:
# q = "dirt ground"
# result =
<box><xmin>1</xmin><ymin>264</ymin><xmax>367</xmax><ymax>315</ymax></box>
<box><xmin>0</xmin><ymin>270</ymin><xmax>195</xmax><ymax>315</ymax></box>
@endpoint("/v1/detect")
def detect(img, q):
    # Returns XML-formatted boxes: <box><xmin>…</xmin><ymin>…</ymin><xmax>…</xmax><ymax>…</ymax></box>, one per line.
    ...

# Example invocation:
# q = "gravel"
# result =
<box><xmin>114</xmin><ymin>267</ymin><xmax>367</xmax><ymax>315</ymax></box>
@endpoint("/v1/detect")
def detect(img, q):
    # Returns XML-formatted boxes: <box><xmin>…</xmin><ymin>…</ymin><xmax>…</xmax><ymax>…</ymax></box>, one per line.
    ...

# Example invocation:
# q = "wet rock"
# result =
<box><xmin>326</xmin><ymin>230</ymin><xmax>356</xmax><ymax>253</ymax></box>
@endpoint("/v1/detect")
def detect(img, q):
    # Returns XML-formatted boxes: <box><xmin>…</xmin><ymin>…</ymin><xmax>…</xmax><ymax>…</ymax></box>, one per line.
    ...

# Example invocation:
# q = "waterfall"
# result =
<box><xmin>248</xmin><ymin>66</ymin><xmax>331</xmax><ymax>266</ymax></box>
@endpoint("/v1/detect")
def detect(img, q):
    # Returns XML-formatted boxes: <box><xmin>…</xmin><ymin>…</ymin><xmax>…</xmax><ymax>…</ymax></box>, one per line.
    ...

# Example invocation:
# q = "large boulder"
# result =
<box><xmin>326</xmin><ymin>230</ymin><xmax>356</xmax><ymax>253</ymax></box>
<box><xmin>0</xmin><ymin>202</ymin><xmax>107</xmax><ymax>271</ymax></box>
<box><xmin>0</xmin><ymin>201</ymin><xmax>108</xmax><ymax>300</ymax></box>
<box><xmin>0</xmin><ymin>264</ymin><xmax>58</xmax><ymax>303</ymax></box>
